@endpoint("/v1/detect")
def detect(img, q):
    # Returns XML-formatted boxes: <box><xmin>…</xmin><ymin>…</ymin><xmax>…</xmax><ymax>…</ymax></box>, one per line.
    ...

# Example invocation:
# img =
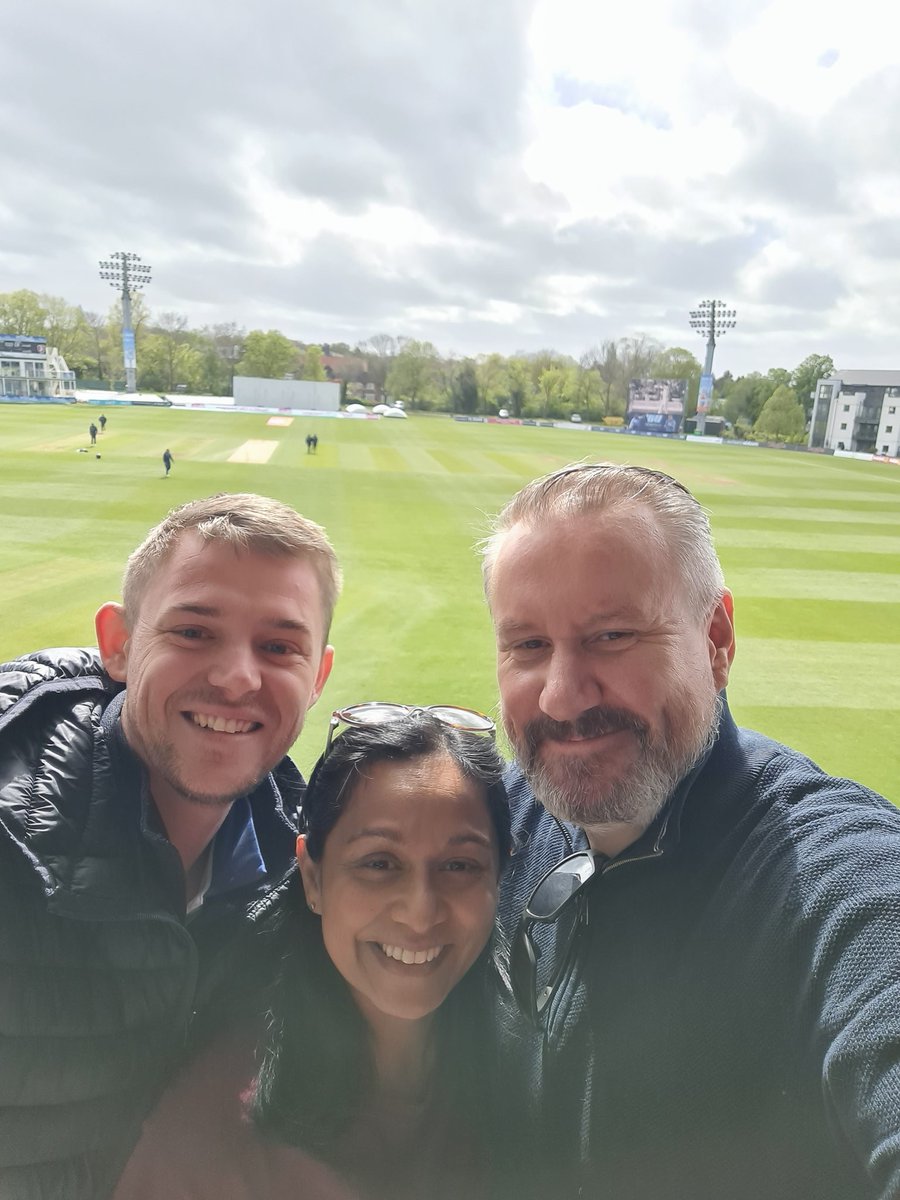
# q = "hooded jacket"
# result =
<box><xmin>0</xmin><ymin>649</ymin><xmax>303</xmax><ymax>1200</ymax></box>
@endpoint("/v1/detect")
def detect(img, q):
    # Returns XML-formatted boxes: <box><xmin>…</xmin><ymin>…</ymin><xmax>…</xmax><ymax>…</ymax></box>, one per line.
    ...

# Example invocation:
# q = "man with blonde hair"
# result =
<box><xmin>486</xmin><ymin>462</ymin><xmax>900</xmax><ymax>1200</ymax></box>
<box><xmin>0</xmin><ymin>493</ymin><xmax>340</xmax><ymax>1200</ymax></box>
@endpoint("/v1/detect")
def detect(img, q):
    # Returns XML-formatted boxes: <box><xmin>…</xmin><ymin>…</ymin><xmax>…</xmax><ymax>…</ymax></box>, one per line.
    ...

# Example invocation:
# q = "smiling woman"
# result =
<box><xmin>113</xmin><ymin>708</ymin><xmax>513</xmax><ymax>1200</ymax></box>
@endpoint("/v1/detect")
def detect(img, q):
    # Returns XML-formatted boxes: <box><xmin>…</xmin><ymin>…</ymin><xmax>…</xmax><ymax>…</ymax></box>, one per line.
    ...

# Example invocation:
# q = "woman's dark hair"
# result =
<box><xmin>250</xmin><ymin>710</ymin><xmax>512</xmax><ymax>1164</ymax></box>
<box><xmin>302</xmin><ymin>710</ymin><xmax>511</xmax><ymax>863</ymax></box>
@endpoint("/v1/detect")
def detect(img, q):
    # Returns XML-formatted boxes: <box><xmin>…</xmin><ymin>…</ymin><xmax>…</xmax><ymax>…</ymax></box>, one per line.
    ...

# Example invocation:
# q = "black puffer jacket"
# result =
<box><xmin>0</xmin><ymin>649</ymin><xmax>303</xmax><ymax>1200</ymax></box>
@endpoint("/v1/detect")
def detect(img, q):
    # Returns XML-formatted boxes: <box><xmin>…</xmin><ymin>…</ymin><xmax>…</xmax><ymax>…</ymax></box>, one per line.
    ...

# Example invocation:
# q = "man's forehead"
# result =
<box><xmin>161</xmin><ymin>531</ymin><xmax>305</xmax><ymax>575</ymax></box>
<box><xmin>494</xmin><ymin>505</ymin><xmax>664</xmax><ymax>567</ymax></box>
<box><xmin>489</xmin><ymin>507</ymin><xmax>685</xmax><ymax>618</ymax></box>
<box><xmin>144</xmin><ymin>535</ymin><xmax>324</xmax><ymax>615</ymax></box>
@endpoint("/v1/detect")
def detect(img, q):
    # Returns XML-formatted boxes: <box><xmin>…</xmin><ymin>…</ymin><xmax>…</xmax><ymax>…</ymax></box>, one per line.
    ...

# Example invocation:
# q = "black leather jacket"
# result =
<box><xmin>0</xmin><ymin>649</ymin><xmax>302</xmax><ymax>1200</ymax></box>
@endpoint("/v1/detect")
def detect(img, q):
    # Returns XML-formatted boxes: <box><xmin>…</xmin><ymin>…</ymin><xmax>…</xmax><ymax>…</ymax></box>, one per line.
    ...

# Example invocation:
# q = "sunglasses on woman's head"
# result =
<box><xmin>324</xmin><ymin>702</ymin><xmax>496</xmax><ymax>755</ymax></box>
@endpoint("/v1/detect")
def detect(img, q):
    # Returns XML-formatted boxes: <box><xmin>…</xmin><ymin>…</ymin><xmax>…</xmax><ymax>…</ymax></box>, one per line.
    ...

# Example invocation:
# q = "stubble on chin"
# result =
<box><xmin>509</xmin><ymin>692</ymin><xmax>721</xmax><ymax>832</ymax></box>
<box><xmin>136</xmin><ymin>733</ymin><xmax>265</xmax><ymax>808</ymax></box>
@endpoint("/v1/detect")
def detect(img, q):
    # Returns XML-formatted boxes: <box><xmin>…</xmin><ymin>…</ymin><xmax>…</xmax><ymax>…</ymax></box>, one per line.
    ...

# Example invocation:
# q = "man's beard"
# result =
<box><xmin>508</xmin><ymin>690</ymin><xmax>722</xmax><ymax>833</ymax></box>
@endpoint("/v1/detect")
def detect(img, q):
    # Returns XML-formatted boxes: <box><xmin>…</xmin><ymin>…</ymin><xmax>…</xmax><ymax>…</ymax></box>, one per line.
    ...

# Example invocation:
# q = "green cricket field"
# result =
<box><xmin>1</xmin><ymin>403</ymin><xmax>897</xmax><ymax>801</ymax></box>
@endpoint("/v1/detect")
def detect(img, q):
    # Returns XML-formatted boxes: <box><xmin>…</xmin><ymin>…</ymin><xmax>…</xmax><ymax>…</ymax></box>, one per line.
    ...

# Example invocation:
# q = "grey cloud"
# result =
<box><xmin>162</xmin><ymin>234</ymin><xmax>440</xmax><ymax>322</ymax></box>
<box><xmin>727</xmin><ymin>66</ymin><xmax>900</xmax><ymax>217</ymax></box>
<box><xmin>0</xmin><ymin>0</ymin><xmax>537</xmax><ymax>257</ymax></box>
<box><xmin>828</xmin><ymin>65</ymin><xmax>900</xmax><ymax>169</ymax></box>
<box><xmin>856</xmin><ymin>219</ymin><xmax>900</xmax><ymax>261</ymax></box>
<box><xmin>729</xmin><ymin>100</ymin><xmax>844</xmax><ymax>213</ymax></box>
<box><xmin>549</xmin><ymin>218</ymin><xmax>764</xmax><ymax>293</ymax></box>
<box><xmin>270</xmin><ymin>137</ymin><xmax>397</xmax><ymax>214</ymax></box>
<box><xmin>757</xmin><ymin>266</ymin><xmax>846</xmax><ymax>311</ymax></box>
<box><xmin>737</xmin><ymin>308</ymin><xmax>831</xmax><ymax>334</ymax></box>
<box><xmin>407</xmin><ymin>216</ymin><xmax>762</xmax><ymax>315</ymax></box>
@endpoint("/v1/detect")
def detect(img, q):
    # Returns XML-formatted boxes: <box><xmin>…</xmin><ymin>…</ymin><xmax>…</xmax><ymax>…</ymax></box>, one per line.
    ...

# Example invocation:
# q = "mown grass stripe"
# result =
<box><xmin>732</xmin><ymin>639</ymin><xmax>900</xmax><ymax>707</ymax></box>
<box><xmin>716</xmin><ymin>529</ymin><xmax>900</xmax><ymax>554</ymax></box>
<box><xmin>727</xmin><ymin>569</ymin><xmax>900</xmax><ymax>602</ymax></box>
<box><xmin>737</xmin><ymin>598</ymin><xmax>900</xmax><ymax>643</ymax></box>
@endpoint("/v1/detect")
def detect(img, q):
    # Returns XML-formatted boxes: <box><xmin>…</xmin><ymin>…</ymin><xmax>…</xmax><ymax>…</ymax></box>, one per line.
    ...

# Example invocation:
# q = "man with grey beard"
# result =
<box><xmin>484</xmin><ymin>463</ymin><xmax>900</xmax><ymax>1200</ymax></box>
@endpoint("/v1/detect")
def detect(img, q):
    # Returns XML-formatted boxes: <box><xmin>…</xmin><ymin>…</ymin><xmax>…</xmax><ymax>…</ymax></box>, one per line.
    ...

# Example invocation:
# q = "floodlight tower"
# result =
<box><xmin>99</xmin><ymin>252</ymin><xmax>152</xmax><ymax>392</ymax></box>
<box><xmin>688</xmin><ymin>299</ymin><xmax>736</xmax><ymax>435</ymax></box>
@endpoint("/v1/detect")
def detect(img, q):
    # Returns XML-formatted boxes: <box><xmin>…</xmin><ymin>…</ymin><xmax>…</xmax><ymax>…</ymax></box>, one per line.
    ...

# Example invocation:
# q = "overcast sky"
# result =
<box><xmin>2</xmin><ymin>0</ymin><xmax>899</xmax><ymax>375</ymax></box>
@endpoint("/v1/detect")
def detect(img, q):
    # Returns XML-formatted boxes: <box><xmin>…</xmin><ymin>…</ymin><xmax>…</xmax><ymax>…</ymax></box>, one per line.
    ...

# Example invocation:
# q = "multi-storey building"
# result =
<box><xmin>809</xmin><ymin>369</ymin><xmax>900</xmax><ymax>457</ymax></box>
<box><xmin>0</xmin><ymin>334</ymin><xmax>77</xmax><ymax>401</ymax></box>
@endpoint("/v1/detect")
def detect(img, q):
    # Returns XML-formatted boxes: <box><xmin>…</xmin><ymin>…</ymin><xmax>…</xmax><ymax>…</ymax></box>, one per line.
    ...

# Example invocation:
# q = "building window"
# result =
<box><xmin>884</xmin><ymin>446</ymin><xmax>890</xmax><ymax>454</ymax></box>
<box><xmin>887</xmin><ymin>426</ymin><xmax>894</xmax><ymax>433</ymax></box>
<box><xmin>889</xmin><ymin>406</ymin><xmax>896</xmax><ymax>414</ymax></box>
<box><xmin>842</xmin><ymin>404</ymin><xmax>850</xmax><ymax>411</ymax></box>
<box><xmin>840</xmin><ymin>422</ymin><xmax>847</xmax><ymax>430</ymax></box>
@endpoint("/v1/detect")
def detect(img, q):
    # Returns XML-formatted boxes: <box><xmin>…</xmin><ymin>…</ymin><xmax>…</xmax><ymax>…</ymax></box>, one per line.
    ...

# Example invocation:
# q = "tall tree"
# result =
<box><xmin>201</xmin><ymin>323</ymin><xmax>246</xmax><ymax>394</ymax></box>
<box><xmin>571</xmin><ymin>364</ymin><xmax>605</xmax><ymax>421</ymax></box>
<box><xmin>360</xmin><ymin>333</ymin><xmax>399</xmax><ymax>402</ymax></box>
<box><xmin>475</xmin><ymin>353</ymin><xmax>507</xmax><ymax>414</ymax></box>
<box><xmin>581</xmin><ymin>337</ymin><xmax>662</xmax><ymax>417</ymax></box>
<box><xmin>138</xmin><ymin>333</ymin><xmax>204</xmax><ymax>393</ymax></box>
<box><xmin>75</xmin><ymin>309</ymin><xmax>112</xmax><ymax>382</ymax></box>
<box><xmin>193</xmin><ymin>339</ymin><xmax>231</xmax><ymax>395</ymax></box>
<box><xmin>791</xmin><ymin>354</ymin><xmax>834</xmax><ymax>419</ymax></box>
<box><xmin>450</xmin><ymin>359</ymin><xmax>480</xmax><ymax>414</ymax></box>
<box><xmin>505</xmin><ymin>358</ymin><xmax>533</xmax><ymax>418</ymax></box>
<box><xmin>723</xmin><ymin>373</ymin><xmax>771</xmax><ymax>428</ymax></box>
<box><xmin>0</xmin><ymin>290</ymin><xmax>49</xmax><ymax>336</ymax></box>
<box><xmin>713</xmin><ymin>370</ymin><xmax>734</xmax><ymax>398</ymax></box>
<box><xmin>754</xmin><ymin>385</ymin><xmax>806</xmax><ymax>440</ymax></box>
<box><xmin>535</xmin><ymin>365</ymin><xmax>571</xmax><ymax>418</ymax></box>
<box><xmin>385</xmin><ymin>340</ymin><xmax>439</xmax><ymax>409</ymax></box>
<box><xmin>236</xmin><ymin>330</ymin><xmax>298</xmax><ymax>379</ymax></box>
<box><xmin>433</xmin><ymin>353</ymin><xmax>459</xmax><ymax>409</ymax></box>
<box><xmin>586</xmin><ymin>340</ymin><xmax>621</xmax><ymax>415</ymax></box>
<box><xmin>154</xmin><ymin>312</ymin><xmax>190</xmax><ymax>391</ymax></box>
<box><xmin>618</xmin><ymin>334</ymin><xmax>662</xmax><ymax>383</ymax></box>
<box><xmin>300</xmin><ymin>344</ymin><xmax>326</xmax><ymax>381</ymax></box>
<box><xmin>39</xmin><ymin>295</ymin><xmax>83</xmax><ymax>360</ymax></box>
<box><xmin>651</xmin><ymin>346</ymin><xmax>701</xmax><ymax>380</ymax></box>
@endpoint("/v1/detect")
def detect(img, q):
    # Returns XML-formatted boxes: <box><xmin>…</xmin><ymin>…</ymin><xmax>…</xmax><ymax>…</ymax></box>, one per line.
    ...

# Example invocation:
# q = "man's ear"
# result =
<box><xmin>707</xmin><ymin>590</ymin><xmax>735</xmax><ymax>691</ymax></box>
<box><xmin>307</xmin><ymin>645</ymin><xmax>335</xmax><ymax>710</ymax></box>
<box><xmin>297</xmin><ymin>835</ymin><xmax>322</xmax><ymax>913</ymax></box>
<box><xmin>95</xmin><ymin>602</ymin><xmax>130</xmax><ymax>682</ymax></box>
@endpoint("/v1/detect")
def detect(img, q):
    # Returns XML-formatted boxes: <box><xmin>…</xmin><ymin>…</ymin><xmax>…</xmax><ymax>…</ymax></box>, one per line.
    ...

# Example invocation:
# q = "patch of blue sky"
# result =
<box><xmin>553</xmin><ymin>74</ymin><xmax>672</xmax><ymax>130</ymax></box>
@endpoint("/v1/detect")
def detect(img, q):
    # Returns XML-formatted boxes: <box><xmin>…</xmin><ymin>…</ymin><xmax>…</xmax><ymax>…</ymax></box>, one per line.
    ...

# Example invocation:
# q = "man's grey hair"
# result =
<box><xmin>481</xmin><ymin>462</ymin><xmax>725</xmax><ymax>618</ymax></box>
<box><xmin>122</xmin><ymin>493</ymin><xmax>342</xmax><ymax>639</ymax></box>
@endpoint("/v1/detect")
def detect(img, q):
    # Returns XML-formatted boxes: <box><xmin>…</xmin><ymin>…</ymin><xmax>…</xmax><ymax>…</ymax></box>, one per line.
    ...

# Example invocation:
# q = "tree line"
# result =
<box><xmin>0</xmin><ymin>289</ymin><xmax>832</xmax><ymax>439</ymax></box>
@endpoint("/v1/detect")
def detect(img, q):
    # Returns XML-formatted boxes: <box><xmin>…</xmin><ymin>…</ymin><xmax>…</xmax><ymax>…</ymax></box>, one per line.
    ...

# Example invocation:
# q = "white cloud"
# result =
<box><xmin>1</xmin><ymin>0</ymin><xmax>900</xmax><ymax>373</ymax></box>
